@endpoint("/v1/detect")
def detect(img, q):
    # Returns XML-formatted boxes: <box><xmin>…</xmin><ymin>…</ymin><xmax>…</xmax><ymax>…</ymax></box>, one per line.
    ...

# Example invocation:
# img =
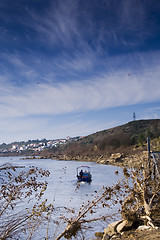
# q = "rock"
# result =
<box><xmin>98</xmin><ymin>159</ymin><xmax>106</xmax><ymax>164</ymax></box>
<box><xmin>116</xmin><ymin>220</ymin><xmax>133</xmax><ymax>233</ymax></box>
<box><xmin>103</xmin><ymin>220</ymin><xmax>123</xmax><ymax>236</ymax></box>
<box><xmin>108</xmin><ymin>158</ymin><xmax>115</xmax><ymax>162</ymax></box>
<box><xmin>110</xmin><ymin>153</ymin><xmax>123</xmax><ymax>161</ymax></box>
<box><xmin>102</xmin><ymin>219</ymin><xmax>134</xmax><ymax>239</ymax></box>
<box><xmin>136</xmin><ymin>225</ymin><xmax>152</xmax><ymax>231</ymax></box>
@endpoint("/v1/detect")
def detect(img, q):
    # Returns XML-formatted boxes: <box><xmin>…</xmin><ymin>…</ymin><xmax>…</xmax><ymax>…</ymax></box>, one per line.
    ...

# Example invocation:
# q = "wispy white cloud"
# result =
<box><xmin>1</xmin><ymin>0</ymin><xmax>156</xmax><ymax>82</ymax></box>
<box><xmin>0</xmin><ymin>50</ymin><xmax>160</xmax><ymax>120</ymax></box>
<box><xmin>0</xmin><ymin>0</ymin><xmax>160</xmax><ymax>143</ymax></box>
<box><xmin>26</xmin><ymin>0</ymin><xmax>81</xmax><ymax>48</ymax></box>
<box><xmin>26</xmin><ymin>0</ymin><xmax>146</xmax><ymax>51</ymax></box>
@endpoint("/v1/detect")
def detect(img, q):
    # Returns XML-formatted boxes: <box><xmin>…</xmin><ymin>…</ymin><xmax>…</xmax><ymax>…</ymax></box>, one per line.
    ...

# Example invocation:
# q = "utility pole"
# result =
<box><xmin>133</xmin><ymin>112</ymin><xmax>136</xmax><ymax>121</ymax></box>
<box><xmin>147</xmin><ymin>137</ymin><xmax>150</xmax><ymax>159</ymax></box>
<box><xmin>147</xmin><ymin>137</ymin><xmax>151</xmax><ymax>170</ymax></box>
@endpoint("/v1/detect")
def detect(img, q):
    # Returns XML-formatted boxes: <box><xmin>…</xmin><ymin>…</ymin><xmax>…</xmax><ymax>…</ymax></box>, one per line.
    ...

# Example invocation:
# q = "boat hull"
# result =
<box><xmin>77</xmin><ymin>174</ymin><xmax>92</xmax><ymax>182</ymax></box>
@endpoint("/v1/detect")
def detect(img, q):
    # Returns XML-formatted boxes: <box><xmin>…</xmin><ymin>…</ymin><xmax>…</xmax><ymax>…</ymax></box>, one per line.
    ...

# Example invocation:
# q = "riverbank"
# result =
<box><xmin>38</xmin><ymin>147</ymin><xmax>148</xmax><ymax>169</ymax></box>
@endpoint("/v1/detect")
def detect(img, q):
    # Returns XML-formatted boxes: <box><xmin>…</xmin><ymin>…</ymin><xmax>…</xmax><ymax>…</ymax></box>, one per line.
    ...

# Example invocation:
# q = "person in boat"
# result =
<box><xmin>79</xmin><ymin>169</ymin><xmax>83</xmax><ymax>180</ymax></box>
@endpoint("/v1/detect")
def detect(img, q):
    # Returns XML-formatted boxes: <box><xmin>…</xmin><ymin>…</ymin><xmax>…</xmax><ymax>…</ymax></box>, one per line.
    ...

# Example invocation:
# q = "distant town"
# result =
<box><xmin>0</xmin><ymin>136</ymin><xmax>83</xmax><ymax>154</ymax></box>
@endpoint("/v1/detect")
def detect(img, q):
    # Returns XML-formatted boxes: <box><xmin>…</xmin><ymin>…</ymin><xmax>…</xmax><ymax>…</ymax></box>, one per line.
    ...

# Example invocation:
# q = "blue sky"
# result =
<box><xmin>0</xmin><ymin>0</ymin><xmax>160</xmax><ymax>143</ymax></box>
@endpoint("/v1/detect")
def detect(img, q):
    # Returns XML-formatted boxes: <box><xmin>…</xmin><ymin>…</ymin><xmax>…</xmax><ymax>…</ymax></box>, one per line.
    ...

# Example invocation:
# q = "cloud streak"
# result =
<box><xmin>0</xmin><ymin>0</ymin><xmax>160</xmax><ymax>143</ymax></box>
<box><xmin>0</xmin><ymin>53</ymin><xmax>160</xmax><ymax>119</ymax></box>
<box><xmin>24</xmin><ymin>0</ymin><xmax>158</xmax><ymax>52</ymax></box>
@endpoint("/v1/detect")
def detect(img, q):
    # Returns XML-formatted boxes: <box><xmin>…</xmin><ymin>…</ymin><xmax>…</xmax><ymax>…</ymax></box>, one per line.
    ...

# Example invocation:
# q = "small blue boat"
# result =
<box><xmin>77</xmin><ymin>165</ymin><xmax>92</xmax><ymax>182</ymax></box>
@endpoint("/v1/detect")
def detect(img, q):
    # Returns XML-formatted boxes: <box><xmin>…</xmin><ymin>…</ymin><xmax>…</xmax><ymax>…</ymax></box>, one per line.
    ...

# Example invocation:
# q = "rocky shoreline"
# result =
<box><xmin>23</xmin><ymin>149</ymin><xmax>148</xmax><ymax>169</ymax></box>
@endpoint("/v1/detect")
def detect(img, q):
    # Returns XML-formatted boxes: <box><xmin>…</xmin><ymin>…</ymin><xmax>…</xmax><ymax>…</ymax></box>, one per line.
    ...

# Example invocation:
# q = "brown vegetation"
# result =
<box><xmin>52</xmin><ymin>119</ymin><xmax>160</xmax><ymax>160</ymax></box>
<box><xmin>0</xmin><ymin>163</ymin><xmax>53</xmax><ymax>239</ymax></box>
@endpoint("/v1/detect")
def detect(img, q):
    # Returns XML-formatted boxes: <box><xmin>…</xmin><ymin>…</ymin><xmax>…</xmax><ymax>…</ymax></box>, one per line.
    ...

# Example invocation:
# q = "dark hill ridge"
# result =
<box><xmin>62</xmin><ymin>119</ymin><xmax>160</xmax><ymax>157</ymax></box>
<box><xmin>85</xmin><ymin>119</ymin><xmax>160</xmax><ymax>141</ymax></box>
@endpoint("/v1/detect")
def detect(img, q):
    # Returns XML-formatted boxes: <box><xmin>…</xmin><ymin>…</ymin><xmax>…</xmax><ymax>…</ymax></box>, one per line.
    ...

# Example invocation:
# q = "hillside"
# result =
<box><xmin>54</xmin><ymin>119</ymin><xmax>160</xmax><ymax>159</ymax></box>
<box><xmin>1</xmin><ymin>119</ymin><xmax>160</xmax><ymax>161</ymax></box>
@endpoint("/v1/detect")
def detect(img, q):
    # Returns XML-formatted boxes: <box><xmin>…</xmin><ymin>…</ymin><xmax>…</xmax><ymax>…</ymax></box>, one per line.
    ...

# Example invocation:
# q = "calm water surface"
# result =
<box><xmin>0</xmin><ymin>157</ymin><xmax>122</xmax><ymax>239</ymax></box>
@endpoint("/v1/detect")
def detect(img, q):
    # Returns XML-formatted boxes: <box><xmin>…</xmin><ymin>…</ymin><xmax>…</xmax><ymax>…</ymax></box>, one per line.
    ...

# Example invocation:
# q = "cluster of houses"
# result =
<box><xmin>0</xmin><ymin>136</ymin><xmax>82</xmax><ymax>153</ymax></box>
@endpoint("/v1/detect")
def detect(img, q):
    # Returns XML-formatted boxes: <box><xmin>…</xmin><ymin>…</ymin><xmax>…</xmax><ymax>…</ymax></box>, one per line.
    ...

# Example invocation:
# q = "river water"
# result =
<box><xmin>0</xmin><ymin>157</ymin><xmax>122</xmax><ymax>239</ymax></box>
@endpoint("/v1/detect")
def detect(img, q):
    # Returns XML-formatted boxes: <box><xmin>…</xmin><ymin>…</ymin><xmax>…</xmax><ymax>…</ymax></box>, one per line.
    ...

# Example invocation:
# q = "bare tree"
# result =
<box><xmin>54</xmin><ymin>183</ymin><xmax>122</xmax><ymax>240</ymax></box>
<box><xmin>121</xmin><ymin>153</ymin><xmax>160</xmax><ymax>229</ymax></box>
